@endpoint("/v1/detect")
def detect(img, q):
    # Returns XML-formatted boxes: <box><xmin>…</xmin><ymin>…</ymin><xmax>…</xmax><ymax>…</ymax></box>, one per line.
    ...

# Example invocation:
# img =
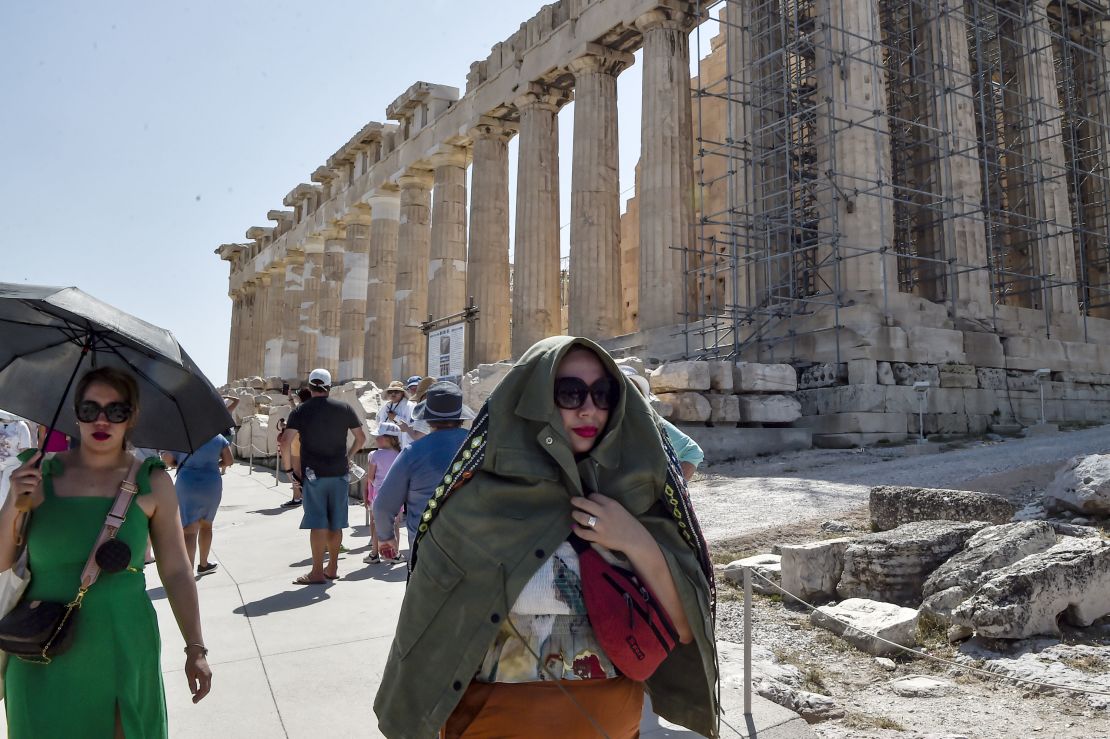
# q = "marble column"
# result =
<box><xmin>263</xmin><ymin>265</ymin><xmax>285</xmax><ymax>378</ymax></box>
<box><xmin>1012</xmin><ymin>0</ymin><xmax>1078</xmax><ymax>315</ymax></box>
<box><xmin>467</xmin><ymin>119</ymin><xmax>515</xmax><ymax>365</ymax></box>
<box><xmin>393</xmin><ymin>170</ymin><xmax>434</xmax><ymax>378</ymax></box>
<box><xmin>298</xmin><ymin>238</ymin><xmax>324</xmax><ymax>379</ymax></box>
<box><xmin>317</xmin><ymin>231</ymin><xmax>345</xmax><ymax>378</ymax></box>
<box><xmin>512</xmin><ymin>83</ymin><xmax>568</xmax><ymax>356</ymax></box>
<box><xmin>339</xmin><ymin>208</ymin><xmax>372</xmax><ymax>383</ymax></box>
<box><xmin>929</xmin><ymin>2</ymin><xmax>990</xmax><ymax>312</ymax></box>
<box><xmin>569</xmin><ymin>46</ymin><xmax>633</xmax><ymax>338</ymax></box>
<box><xmin>364</xmin><ymin>188</ymin><xmax>401</xmax><ymax>384</ymax></box>
<box><xmin>227</xmin><ymin>290</ymin><xmax>242</xmax><ymax>382</ymax></box>
<box><xmin>281</xmin><ymin>253</ymin><xmax>303</xmax><ymax>381</ymax></box>
<box><xmin>635</xmin><ymin>6</ymin><xmax>698</xmax><ymax>330</ymax></box>
<box><xmin>428</xmin><ymin>146</ymin><xmax>470</xmax><ymax>323</ymax></box>
<box><xmin>814</xmin><ymin>0</ymin><xmax>895</xmax><ymax>296</ymax></box>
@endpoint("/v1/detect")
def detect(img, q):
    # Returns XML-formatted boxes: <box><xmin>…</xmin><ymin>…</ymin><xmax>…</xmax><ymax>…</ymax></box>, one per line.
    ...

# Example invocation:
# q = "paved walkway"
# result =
<box><xmin>3</xmin><ymin>462</ymin><xmax>811</xmax><ymax>737</ymax></box>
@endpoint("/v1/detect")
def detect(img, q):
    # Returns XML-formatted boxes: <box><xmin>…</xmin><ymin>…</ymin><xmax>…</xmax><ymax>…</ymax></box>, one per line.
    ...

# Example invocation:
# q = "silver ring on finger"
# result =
<box><xmin>586</xmin><ymin>515</ymin><xmax>598</xmax><ymax>529</ymax></box>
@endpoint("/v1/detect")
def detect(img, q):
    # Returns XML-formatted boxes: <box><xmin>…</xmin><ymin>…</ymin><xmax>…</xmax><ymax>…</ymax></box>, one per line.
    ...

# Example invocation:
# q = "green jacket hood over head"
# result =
<box><xmin>374</xmin><ymin>335</ymin><xmax>719</xmax><ymax>738</ymax></box>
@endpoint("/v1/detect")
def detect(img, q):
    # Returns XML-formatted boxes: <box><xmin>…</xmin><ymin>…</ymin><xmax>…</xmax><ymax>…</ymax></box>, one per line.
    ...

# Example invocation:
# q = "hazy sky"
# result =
<box><xmin>2</xmin><ymin>2</ymin><xmax>716</xmax><ymax>385</ymax></box>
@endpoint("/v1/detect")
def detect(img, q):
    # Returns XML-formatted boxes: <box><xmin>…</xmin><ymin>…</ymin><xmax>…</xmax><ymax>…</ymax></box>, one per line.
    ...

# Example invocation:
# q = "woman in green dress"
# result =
<box><xmin>0</xmin><ymin>367</ymin><xmax>212</xmax><ymax>737</ymax></box>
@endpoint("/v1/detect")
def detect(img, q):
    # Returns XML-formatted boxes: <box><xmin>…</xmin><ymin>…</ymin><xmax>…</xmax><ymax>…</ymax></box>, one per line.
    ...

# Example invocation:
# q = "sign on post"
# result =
<box><xmin>427</xmin><ymin>322</ymin><xmax>466</xmax><ymax>386</ymax></box>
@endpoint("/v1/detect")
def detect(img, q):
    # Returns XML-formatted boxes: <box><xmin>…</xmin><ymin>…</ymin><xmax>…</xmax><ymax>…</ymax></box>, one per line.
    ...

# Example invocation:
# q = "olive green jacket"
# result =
<box><xmin>373</xmin><ymin>337</ymin><xmax>718</xmax><ymax>738</ymax></box>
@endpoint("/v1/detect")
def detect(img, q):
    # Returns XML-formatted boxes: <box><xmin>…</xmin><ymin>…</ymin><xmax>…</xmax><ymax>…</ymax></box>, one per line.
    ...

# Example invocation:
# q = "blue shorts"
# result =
<box><xmin>300</xmin><ymin>475</ymin><xmax>350</xmax><ymax>531</ymax></box>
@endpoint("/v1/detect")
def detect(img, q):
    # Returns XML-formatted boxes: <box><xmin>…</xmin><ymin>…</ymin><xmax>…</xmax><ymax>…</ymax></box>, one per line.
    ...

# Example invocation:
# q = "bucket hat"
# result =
<box><xmin>411</xmin><ymin>381</ymin><xmax>475</xmax><ymax>421</ymax></box>
<box><xmin>405</xmin><ymin>375</ymin><xmax>423</xmax><ymax>389</ymax></box>
<box><xmin>385</xmin><ymin>380</ymin><xmax>406</xmax><ymax>392</ymax></box>
<box><xmin>375</xmin><ymin>421</ymin><xmax>402</xmax><ymax>438</ymax></box>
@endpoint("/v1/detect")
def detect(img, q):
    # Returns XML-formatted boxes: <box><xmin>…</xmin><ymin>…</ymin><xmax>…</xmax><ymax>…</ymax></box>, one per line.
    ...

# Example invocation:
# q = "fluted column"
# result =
<box><xmin>298</xmin><ymin>238</ymin><xmax>324</xmax><ymax>379</ymax></box>
<box><xmin>512</xmin><ymin>83</ymin><xmax>569</xmax><ymax>356</ymax></box>
<box><xmin>281</xmin><ymin>253</ymin><xmax>303</xmax><ymax>380</ymax></box>
<box><xmin>227</xmin><ymin>290</ymin><xmax>242</xmax><ymax>382</ymax></box>
<box><xmin>635</xmin><ymin>6</ymin><xmax>698</xmax><ymax>330</ymax></box>
<box><xmin>263</xmin><ymin>265</ymin><xmax>285</xmax><ymax>378</ymax></box>
<box><xmin>428</xmin><ymin>146</ymin><xmax>470</xmax><ymax>323</ymax></box>
<box><xmin>467</xmin><ymin>119</ymin><xmax>515</xmax><ymax>365</ymax></box>
<box><xmin>569</xmin><ymin>46</ymin><xmax>633</xmax><ymax>338</ymax></box>
<box><xmin>394</xmin><ymin>170</ymin><xmax>434</xmax><ymax>378</ymax></box>
<box><xmin>242</xmin><ymin>280</ymin><xmax>261</xmax><ymax>377</ymax></box>
<box><xmin>339</xmin><ymin>208</ymin><xmax>372</xmax><ymax>382</ymax></box>
<box><xmin>1012</xmin><ymin>0</ymin><xmax>1078</xmax><ymax>314</ymax></box>
<box><xmin>364</xmin><ymin>188</ymin><xmax>401</xmax><ymax>384</ymax></box>
<box><xmin>814</xmin><ymin>0</ymin><xmax>895</xmax><ymax>295</ymax></box>
<box><xmin>316</xmin><ymin>230</ymin><xmax>344</xmax><ymax>378</ymax></box>
<box><xmin>929</xmin><ymin>2</ymin><xmax>990</xmax><ymax>312</ymax></box>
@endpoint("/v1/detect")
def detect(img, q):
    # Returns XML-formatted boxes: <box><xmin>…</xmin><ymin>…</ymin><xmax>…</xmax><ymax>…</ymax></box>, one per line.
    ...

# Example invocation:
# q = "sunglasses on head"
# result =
<box><xmin>76</xmin><ymin>400</ymin><xmax>133</xmax><ymax>424</ymax></box>
<box><xmin>553</xmin><ymin>376</ymin><xmax>619</xmax><ymax>411</ymax></box>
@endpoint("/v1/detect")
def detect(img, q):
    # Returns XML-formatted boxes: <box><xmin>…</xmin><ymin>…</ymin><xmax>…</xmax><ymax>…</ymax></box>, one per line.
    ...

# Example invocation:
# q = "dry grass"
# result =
<box><xmin>842</xmin><ymin>711</ymin><xmax>906</xmax><ymax>731</ymax></box>
<box><xmin>771</xmin><ymin>647</ymin><xmax>833</xmax><ymax>695</ymax></box>
<box><xmin>1059</xmin><ymin>653</ymin><xmax>1108</xmax><ymax>674</ymax></box>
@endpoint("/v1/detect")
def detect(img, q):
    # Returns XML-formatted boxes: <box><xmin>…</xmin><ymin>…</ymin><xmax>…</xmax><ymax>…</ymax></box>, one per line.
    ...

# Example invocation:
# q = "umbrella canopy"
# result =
<box><xmin>0</xmin><ymin>282</ymin><xmax>233</xmax><ymax>453</ymax></box>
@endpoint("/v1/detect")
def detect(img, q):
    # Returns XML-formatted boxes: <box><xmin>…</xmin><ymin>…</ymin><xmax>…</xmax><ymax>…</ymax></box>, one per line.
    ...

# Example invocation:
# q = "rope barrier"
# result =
<box><xmin>739</xmin><ymin>567</ymin><xmax>1110</xmax><ymax>699</ymax></box>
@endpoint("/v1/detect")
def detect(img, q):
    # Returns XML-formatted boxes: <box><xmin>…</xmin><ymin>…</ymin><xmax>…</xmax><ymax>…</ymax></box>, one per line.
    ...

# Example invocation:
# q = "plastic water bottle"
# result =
<box><xmin>305</xmin><ymin>467</ymin><xmax>317</xmax><ymax>482</ymax></box>
<box><xmin>349</xmin><ymin>463</ymin><xmax>366</xmax><ymax>482</ymax></box>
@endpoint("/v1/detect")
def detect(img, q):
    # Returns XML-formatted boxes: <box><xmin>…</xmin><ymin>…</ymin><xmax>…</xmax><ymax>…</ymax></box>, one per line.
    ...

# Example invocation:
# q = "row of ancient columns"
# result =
<box><xmin>225</xmin><ymin>4</ymin><xmax>701</xmax><ymax>385</ymax></box>
<box><xmin>724</xmin><ymin>0</ymin><xmax>1083</xmax><ymax>318</ymax></box>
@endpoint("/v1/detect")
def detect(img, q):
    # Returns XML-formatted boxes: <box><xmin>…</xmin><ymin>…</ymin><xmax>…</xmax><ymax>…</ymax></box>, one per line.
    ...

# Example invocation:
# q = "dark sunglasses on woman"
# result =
<box><xmin>553</xmin><ymin>376</ymin><xmax>619</xmax><ymax>411</ymax></box>
<box><xmin>75</xmin><ymin>400</ymin><xmax>133</xmax><ymax>424</ymax></box>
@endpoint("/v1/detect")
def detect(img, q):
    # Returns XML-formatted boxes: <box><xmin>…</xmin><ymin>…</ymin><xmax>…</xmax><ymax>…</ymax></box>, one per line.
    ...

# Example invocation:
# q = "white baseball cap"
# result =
<box><xmin>375</xmin><ymin>421</ymin><xmax>402</xmax><ymax>438</ymax></box>
<box><xmin>308</xmin><ymin>368</ymin><xmax>332</xmax><ymax>388</ymax></box>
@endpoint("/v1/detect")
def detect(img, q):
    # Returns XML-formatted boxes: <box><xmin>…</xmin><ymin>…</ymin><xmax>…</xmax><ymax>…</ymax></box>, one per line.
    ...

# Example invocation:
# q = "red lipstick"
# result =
<box><xmin>92</xmin><ymin>432</ymin><xmax>110</xmax><ymax>441</ymax></box>
<box><xmin>572</xmin><ymin>426</ymin><xmax>598</xmax><ymax>438</ymax></box>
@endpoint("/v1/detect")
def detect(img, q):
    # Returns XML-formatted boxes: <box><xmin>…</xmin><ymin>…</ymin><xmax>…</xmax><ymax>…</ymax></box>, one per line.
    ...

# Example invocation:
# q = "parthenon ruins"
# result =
<box><xmin>220</xmin><ymin>0</ymin><xmax>1110</xmax><ymax>443</ymax></box>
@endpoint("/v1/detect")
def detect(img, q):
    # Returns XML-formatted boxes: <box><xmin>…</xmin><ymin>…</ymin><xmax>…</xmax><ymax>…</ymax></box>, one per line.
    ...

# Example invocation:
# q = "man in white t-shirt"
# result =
<box><xmin>377</xmin><ymin>380</ymin><xmax>414</xmax><ymax>448</ymax></box>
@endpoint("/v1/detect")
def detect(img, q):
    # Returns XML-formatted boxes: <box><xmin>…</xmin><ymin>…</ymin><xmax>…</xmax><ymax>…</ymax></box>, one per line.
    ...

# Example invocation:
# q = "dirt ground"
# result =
<box><xmin>692</xmin><ymin>424</ymin><xmax>1110</xmax><ymax>738</ymax></box>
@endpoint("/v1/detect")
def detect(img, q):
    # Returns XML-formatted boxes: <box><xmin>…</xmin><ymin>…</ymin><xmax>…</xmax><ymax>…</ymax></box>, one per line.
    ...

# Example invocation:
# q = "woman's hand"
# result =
<box><xmin>569</xmin><ymin>493</ymin><xmax>653</xmax><ymax>556</ymax></box>
<box><xmin>185</xmin><ymin>650</ymin><xmax>212</xmax><ymax>703</ymax></box>
<box><xmin>7</xmin><ymin>451</ymin><xmax>44</xmax><ymax>512</ymax></box>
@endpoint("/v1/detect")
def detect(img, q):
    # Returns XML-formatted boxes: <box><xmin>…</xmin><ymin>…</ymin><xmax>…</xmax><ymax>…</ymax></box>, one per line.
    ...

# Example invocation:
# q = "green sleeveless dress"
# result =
<box><xmin>4</xmin><ymin>453</ymin><xmax>168</xmax><ymax>738</ymax></box>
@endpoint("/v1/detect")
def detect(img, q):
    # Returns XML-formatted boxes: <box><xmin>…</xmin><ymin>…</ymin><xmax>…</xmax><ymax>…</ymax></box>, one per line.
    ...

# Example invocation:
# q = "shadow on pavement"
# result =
<box><xmin>234</xmin><ymin>583</ymin><xmax>334</xmax><ymax>615</ymax></box>
<box><xmin>248</xmin><ymin>505</ymin><xmax>299</xmax><ymax>516</ymax></box>
<box><xmin>340</xmin><ymin>565</ymin><xmax>408</xmax><ymax>583</ymax></box>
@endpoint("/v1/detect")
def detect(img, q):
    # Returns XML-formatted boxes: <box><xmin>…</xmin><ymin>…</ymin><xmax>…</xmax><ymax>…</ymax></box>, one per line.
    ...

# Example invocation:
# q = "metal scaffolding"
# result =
<box><xmin>686</xmin><ymin>0</ymin><xmax>1110</xmax><ymax>361</ymax></box>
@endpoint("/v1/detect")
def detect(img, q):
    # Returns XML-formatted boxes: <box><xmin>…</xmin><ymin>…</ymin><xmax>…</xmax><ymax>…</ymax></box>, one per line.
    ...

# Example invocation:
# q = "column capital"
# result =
<box><xmin>513</xmin><ymin>82</ymin><xmax>571</xmax><ymax>114</ymax></box>
<box><xmin>468</xmin><ymin>116</ymin><xmax>517</xmax><ymax>142</ymax></box>
<box><xmin>429</xmin><ymin>144</ymin><xmax>470</xmax><ymax>170</ymax></box>
<box><xmin>396</xmin><ymin>168</ymin><xmax>435</xmax><ymax>191</ymax></box>
<box><xmin>302</xmin><ymin>235</ymin><xmax>325</xmax><ymax>254</ymax></box>
<box><xmin>568</xmin><ymin>43</ymin><xmax>635</xmax><ymax>77</ymax></box>
<box><xmin>345</xmin><ymin>203</ymin><xmax>374</xmax><ymax>226</ymax></box>
<box><xmin>634</xmin><ymin>2</ymin><xmax>701</xmax><ymax>33</ymax></box>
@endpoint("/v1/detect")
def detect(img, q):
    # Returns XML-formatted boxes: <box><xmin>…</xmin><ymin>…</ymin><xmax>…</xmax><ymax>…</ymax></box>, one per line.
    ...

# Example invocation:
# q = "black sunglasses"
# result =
<box><xmin>554</xmin><ymin>376</ymin><xmax>619</xmax><ymax>411</ymax></box>
<box><xmin>76</xmin><ymin>400</ymin><xmax>133</xmax><ymax>424</ymax></box>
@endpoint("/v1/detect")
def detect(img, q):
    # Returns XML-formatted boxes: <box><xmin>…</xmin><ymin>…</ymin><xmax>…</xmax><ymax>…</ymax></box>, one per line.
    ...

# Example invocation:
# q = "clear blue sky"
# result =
<box><xmin>2</xmin><ymin>2</ymin><xmax>715</xmax><ymax>385</ymax></box>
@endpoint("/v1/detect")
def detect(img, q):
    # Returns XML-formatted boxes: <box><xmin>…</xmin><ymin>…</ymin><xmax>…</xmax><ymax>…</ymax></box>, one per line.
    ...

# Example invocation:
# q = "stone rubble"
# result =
<box><xmin>779</xmin><ymin>538</ymin><xmax>853</xmax><ymax>605</ymax></box>
<box><xmin>1043</xmin><ymin>452</ymin><xmax>1110</xmax><ymax>517</ymax></box>
<box><xmin>810</xmin><ymin>598</ymin><xmax>920</xmax><ymax>657</ymax></box>
<box><xmin>869</xmin><ymin>485</ymin><xmax>1014</xmax><ymax>531</ymax></box>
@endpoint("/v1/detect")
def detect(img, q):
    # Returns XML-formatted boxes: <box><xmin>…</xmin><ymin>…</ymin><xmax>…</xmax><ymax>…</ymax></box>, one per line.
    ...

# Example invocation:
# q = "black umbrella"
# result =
<box><xmin>0</xmin><ymin>282</ymin><xmax>233</xmax><ymax>453</ymax></box>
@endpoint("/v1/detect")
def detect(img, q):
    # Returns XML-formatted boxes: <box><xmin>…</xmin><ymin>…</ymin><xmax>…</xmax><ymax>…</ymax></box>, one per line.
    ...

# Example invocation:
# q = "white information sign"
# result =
<box><xmin>427</xmin><ymin>322</ymin><xmax>466</xmax><ymax>385</ymax></box>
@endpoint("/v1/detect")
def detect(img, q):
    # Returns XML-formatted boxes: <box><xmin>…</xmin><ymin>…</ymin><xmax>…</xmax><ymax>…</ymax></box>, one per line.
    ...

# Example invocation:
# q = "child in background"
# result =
<box><xmin>363</xmin><ymin>422</ymin><xmax>403</xmax><ymax>564</ymax></box>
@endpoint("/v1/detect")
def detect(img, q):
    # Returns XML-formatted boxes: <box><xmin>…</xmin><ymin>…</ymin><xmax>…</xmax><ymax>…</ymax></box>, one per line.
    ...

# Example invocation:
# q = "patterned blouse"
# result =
<box><xmin>476</xmin><ymin>541</ymin><xmax>617</xmax><ymax>682</ymax></box>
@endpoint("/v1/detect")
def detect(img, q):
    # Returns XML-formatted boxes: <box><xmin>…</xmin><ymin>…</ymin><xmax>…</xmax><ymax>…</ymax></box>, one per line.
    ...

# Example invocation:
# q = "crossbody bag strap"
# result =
<box><xmin>77</xmin><ymin>455</ymin><xmax>142</xmax><ymax>592</ymax></box>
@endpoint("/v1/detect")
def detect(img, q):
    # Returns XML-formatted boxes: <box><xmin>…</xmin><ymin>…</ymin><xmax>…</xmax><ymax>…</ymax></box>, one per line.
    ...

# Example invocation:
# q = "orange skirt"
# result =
<box><xmin>441</xmin><ymin>677</ymin><xmax>644</xmax><ymax>738</ymax></box>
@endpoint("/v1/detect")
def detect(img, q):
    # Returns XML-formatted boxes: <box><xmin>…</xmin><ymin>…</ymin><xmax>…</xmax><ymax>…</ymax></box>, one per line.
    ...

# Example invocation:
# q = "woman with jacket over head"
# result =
<box><xmin>0</xmin><ymin>367</ymin><xmax>212</xmax><ymax>737</ymax></box>
<box><xmin>373</xmin><ymin>336</ymin><xmax>718</xmax><ymax>739</ymax></box>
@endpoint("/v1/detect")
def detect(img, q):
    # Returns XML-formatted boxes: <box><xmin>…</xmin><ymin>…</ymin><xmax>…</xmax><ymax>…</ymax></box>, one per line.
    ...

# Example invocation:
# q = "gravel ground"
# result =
<box><xmin>693</xmin><ymin>424</ymin><xmax>1110</xmax><ymax>738</ymax></box>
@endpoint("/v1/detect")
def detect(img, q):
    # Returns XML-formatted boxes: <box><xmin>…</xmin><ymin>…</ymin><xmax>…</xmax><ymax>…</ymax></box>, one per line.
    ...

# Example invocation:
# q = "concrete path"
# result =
<box><xmin>2</xmin><ymin>462</ymin><xmax>811</xmax><ymax>738</ymax></box>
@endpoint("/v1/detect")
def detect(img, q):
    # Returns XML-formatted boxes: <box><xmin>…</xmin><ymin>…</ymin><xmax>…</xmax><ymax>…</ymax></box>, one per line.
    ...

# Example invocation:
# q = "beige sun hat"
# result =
<box><xmin>385</xmin><ymin>380</ymin><xmax>406</xmax><ymax>392</ymax></box>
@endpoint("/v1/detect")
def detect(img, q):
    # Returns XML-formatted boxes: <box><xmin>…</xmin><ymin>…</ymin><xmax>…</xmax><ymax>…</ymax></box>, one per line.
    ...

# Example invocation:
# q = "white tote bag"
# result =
<box><xmin>0</xmin><ymin>501</ymin><xmax>31</xmax><ymax>699</ymax></box>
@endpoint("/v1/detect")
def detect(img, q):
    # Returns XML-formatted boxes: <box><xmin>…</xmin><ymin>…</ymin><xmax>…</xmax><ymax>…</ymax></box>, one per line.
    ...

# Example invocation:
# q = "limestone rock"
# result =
<box><xmin>870</xmin><ymin>486</ymin><xmax>1014</xmax><ymax>532</ymax></box>
<box><xmin>838</xmin><ymin>521</ymin><xmax>990</xmax><ymax>606</ymax></box>
<box><xmin>779</xmin><ymin>538</ymin><xmax>853</xmax><ymax>604</ymax></box>
<box><xmin>734</xmin><ymin>362</ymin><xmax>798</xmax><ymax>392</ymax></box>
<box><xmin>921</xmin><ymin>522</ymin><xmax>1057</xmax><ymax>618</ymax></box>
<box><xmin>877</xmin><ymin>361</ymin><xmax>895</xmax><ymax>385</ymax></box>
<box><xmin>708</xmin><ymin>360</ymin><xmax>734</xmax><ymax>392</ymax></box>
<box><xmin>264</xmin><ymin>375</ymin><xmax>284</xmax><ymax>391</ymax></box>
<box><xmin>655</xmin><ymin>392</ymin><xmax>711</xmax><ymax>422</ymax></box>
<box><xmin>874</xmin><ymin>657</ymin><xmax>896</xmax><ymax>671</ymax></box>
<box><xmin>811</xmin><ymin>598</ymin><xmax>919</xmax><ymax>657</ymax></box>
<box><xmin>462</xmin><ymin>362</ymin><xmax>513</xmax><ymax>411</ymax></box>
<box><xmin>939</xmin><ymin>363</ymin><xmax>977</xmax><ymax>389</ymax></box>
<box><xmin>234</xmin><ymin>415</ymin><xmax>273</xmax><ymax>457</ymax></box>
<box><xmin>888</xmin><ymin>675</ymin><xmax>954</xmax><ymax>697</ymax></box>
<box><xmin>738</xmin><ymin>395</ymin><xmax>802</xmax><ymax>423</ymax></box>
<box><xmin>1044</xmin><ymin>453</ymin><xmax>1110</xmax><ymax>517</ymax></box>
<box><xmin>847</xmin><ymin>359</ymin><xmax>877</xmax><ymax>386</ymax></box>
<box><xmin>329</xmin><ymin>384</ymin><xmax>369</xmax><ymax>423</ymax></box>
<box><xmin>717</xmin><ymin>641</ymin><xmax>845</xmax><ymax>723</ymax></box>
<box><xmin>231</xmin><ymin>394</ymin><xmax>257</xmax><ymax>426</ymax></box>
<box><xmin>247</xmin><ymin>376</ymin><xmax>266</xmax><ymax>390</ymax></box>
<box><xmin>976</xmin><ymin>367</ymin><xmax>1007</xmax><ymax>390</ymax></box>
<box><xmin>707</xmin><ymin>394</ymin><xmax>740</xmax><ymax>423</ymax></box>
<box><xmin>949</xmin><ymin>537</ymin><xmax>1110</xmax><ymax>639</ymax></box>
<box><xmin>956</xmin><ymin>640</ymin><xmax>1110</xmax><ymax>710</ymax></box>
<box><xmin>649</xmin><ymin>361</ymin><xmax>711</xmax><ymax>393</ymax></box>
<box><xmin>753</xmin><ymin>678</ymin><xmax>844</xmax><ymax>723</ymax></box>
<box><xmin>798</xmin><ymin>363</ymin><xmax>842</xmax><ymax>390</ymax></box>
<box><xmin>722</xmin><ymin>554</ymin><xmax>781</xmax><ymax>595</ymax></box>
<box><xmin>891</xmin><ymin>362</ymin><xmax>939</xmax><ymax>387</ymax></box>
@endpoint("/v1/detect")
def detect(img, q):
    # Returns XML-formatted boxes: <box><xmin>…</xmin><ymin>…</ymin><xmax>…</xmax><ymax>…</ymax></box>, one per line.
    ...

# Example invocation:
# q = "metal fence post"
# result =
<box><xmin>744</xmin><ymin>566</ymin><xmax>752</xmax><ymax>716</ymax></box>
<box><xmin>248</xmin><ymin>423</ymin><xmax>254</xmax><ymax>475</ymax></box>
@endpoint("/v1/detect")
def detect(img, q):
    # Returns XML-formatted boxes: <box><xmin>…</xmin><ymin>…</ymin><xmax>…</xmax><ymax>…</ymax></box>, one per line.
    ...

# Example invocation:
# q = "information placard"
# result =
<box><xmin>427</xmin><ymin>322</ymin><xmax>465</xmax><ymax>385</ymax></box>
